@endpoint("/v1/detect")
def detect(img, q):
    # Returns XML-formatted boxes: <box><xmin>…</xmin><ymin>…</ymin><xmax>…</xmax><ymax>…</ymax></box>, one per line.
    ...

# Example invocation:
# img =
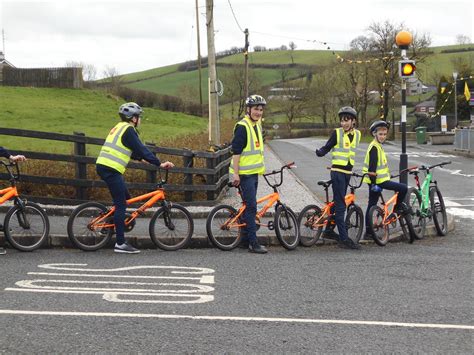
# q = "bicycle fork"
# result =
<box><xmin>14</xmin><ymin>198</ymin><xmax>31</xmax><ymax>230</ymax></box>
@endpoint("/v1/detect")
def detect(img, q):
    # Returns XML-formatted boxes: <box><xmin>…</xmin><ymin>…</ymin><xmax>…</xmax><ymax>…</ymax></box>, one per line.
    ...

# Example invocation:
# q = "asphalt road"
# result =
<box><xmin>0</xmin><ymin>139</ymin><xmax>472</xmax><ymax>353</ymax></box>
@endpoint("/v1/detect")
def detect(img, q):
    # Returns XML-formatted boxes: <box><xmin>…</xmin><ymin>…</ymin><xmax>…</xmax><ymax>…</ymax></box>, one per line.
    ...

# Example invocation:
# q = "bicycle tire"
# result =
<box><xmin>407</xmin><ymin>187</ymin><xmax>425</xmax><ymax>240</ymax></box>
<box><xmin>274</xmin><ymin>205</ymin><xmax>299</xmax><ymax>250</ymax></box>
<box><xmin>368</xmin><ymin>205</ymin><xmax>388</xmax><ymax>246</ymax></box>
<box><xmin>297</xmin><ymin>204</ymin><xmax>324</xmax><ymax>247</ymax></box>
<box><xmin>430</xmin><ymin>186</ymin><xmax>448</xmax><ymax>236</ymax></box>
<box><xmin>345</xmin><ymin>204</ymin><xmax>364</xmax><ymax>243</ymax></box>
<box><xmin>4</xmin><ymin>201</ymin><xmax>50</xmax><ymax>252</ymax></box>
<box><xmin>149</xmin><ymin>203</ymin><xmax>194</xmax><ymax>251</ymax></box>
<box><xmin>399</xmin><ymin>213</ymin><xmax>415</xmax><ymax>243</ymax></box>
<box><xmin>206</xmin><ymin>204</ymin><xmax>242</xmax><ymax>251</ymax></box>
<box><xmin>67</xmin><ymin>202</ymin><xmax>113</xmax><ymax>251</ymax></box>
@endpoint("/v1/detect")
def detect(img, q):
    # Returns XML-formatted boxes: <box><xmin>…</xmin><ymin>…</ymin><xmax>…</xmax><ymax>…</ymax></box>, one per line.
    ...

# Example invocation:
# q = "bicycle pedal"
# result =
<box><xmin>267</xmin><ymin>221</ymin><xmax>274</xmax><ymax>230</ymax></box>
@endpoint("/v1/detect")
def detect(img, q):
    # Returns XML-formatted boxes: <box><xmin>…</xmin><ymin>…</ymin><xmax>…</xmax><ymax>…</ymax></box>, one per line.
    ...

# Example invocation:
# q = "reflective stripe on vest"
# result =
<box><xmin>331</xmin><ymin>128</ymin><xmax>360</xmax><ymax>166</ymax></box>
<box><xmin>229</xmin><ymin>116</ymin><xmax>265</xmax><ymax>175</ymax></box>
<box><xmin>96</xmin><ymin>122</ymin><xmax>133</xmax><ymax>174</ymax></box>
<box><xmin>362</xmin><ymin>140</ymin><xmax>390</xmax><ymax>184</ymax></box>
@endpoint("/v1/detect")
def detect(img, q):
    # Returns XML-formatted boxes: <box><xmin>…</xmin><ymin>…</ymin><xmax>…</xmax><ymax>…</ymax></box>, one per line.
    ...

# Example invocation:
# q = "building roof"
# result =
<box><xmin>415</xmin><ymin>100</ymin><xmax>436</xmax><ymax>108</ymax></box>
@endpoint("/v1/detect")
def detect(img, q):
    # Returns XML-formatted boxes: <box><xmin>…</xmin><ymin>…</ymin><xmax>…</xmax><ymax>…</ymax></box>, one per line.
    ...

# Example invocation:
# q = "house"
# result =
<box><xmin>414</xmin><ymin>100</ymin><xmax>436</xmax><ymax>114</ymax></box>
<box><xmin>407</xmin><ymin>77</ymin><xmax>430</xmax><ymax>95</ymax></box>
<box><xmin>0</xmin><ymin>51</ymin><xmax>16</xmax><ymax>83</ymax></box>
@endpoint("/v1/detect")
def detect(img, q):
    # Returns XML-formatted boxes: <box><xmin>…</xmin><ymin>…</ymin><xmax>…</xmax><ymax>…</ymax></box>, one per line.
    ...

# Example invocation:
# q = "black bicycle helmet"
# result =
<box><xmin>119</xmin><ymin>102</ymin><xmax>143</xmax><ymax>121</ymax></box>
<box><xmin>245</xmin><ymin>95</ymin><xmax>267</xmax><ymax>107</ymax></box>
<box><xmin>338</xmin><ymin>106</ymin><xmax>357</xmax><ymax>120</ymax></box>
<box><xmin>369</xmin><ymin>120</ymin><xmax>391</xmax><ymax>135</ymax></box>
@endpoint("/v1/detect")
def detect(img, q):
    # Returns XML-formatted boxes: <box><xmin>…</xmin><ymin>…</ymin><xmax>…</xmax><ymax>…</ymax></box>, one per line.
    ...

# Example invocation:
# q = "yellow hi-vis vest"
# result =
<box><xmin>331</xmin><ymin>127</ymin><xmax>361</xmax><ymax>168</ymax></box>
<box><xmin>96</xmin><ymin>122</ymin><xmax>134</xmax><ymax>174</ymax></box>
<box><xmin>362</xmin><ymin>140</ymin><xmax>390</xmax><ymax>184</ymax></box>
<box><xmin>229</xmin><ymin>115</ymin><xmax>265</xmax><ymax>175</ymax></box>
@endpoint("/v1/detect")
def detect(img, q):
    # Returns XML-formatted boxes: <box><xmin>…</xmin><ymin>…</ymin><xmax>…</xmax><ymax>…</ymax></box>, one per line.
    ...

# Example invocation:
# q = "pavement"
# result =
<box><xmin>0</xmin><ymin>145</ymin><xmax>455</xmax><ymax>250</ymax></box>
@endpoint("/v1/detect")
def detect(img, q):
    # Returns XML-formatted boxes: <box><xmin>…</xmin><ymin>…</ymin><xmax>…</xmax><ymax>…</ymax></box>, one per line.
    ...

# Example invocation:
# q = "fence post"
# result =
<box><xmin>74</xmin><ymin>131</ymin><xmax>87</xmax><ymax>200</ymax></box>
<box><xmin>145</xmin><ymin>142</ymin><xmax>157</xmax><ymax>184</ymax></box>
<box><xmin>206</xmin><ymin>154</ymin><xmax>217</xmax><ymax>201</ymax></box>
<box><xmin>183</xmin><ymin>150</ymin><xmax>194</xmax><ymax>202</ymax></box>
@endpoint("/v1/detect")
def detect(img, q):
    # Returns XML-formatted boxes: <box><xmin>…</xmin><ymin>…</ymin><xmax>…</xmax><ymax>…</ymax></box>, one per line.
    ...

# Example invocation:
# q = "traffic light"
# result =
<box><xmin>398</xmin><ymin>60</ymin><xmax>416</xmax><ymax>78</ymax></box>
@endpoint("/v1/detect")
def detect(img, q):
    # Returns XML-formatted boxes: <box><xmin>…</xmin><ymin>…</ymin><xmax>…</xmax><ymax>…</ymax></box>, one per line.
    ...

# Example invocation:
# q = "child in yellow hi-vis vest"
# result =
<box><xmin>362</xmin><ymin>120</ymin><xmax>409</xmax><ymax>240</ymax></box>
<box><xmin>315</xmin><ymin>107</ymin><xmax>361</xmax><ymax>249</ymax></box>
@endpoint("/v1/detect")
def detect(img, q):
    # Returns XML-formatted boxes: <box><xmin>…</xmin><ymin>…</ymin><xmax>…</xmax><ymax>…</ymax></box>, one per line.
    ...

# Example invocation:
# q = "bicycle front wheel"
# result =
<box><xmin>297</xmin><ymin>204</ymin><xmax>324</xmax><ymax>247</ymax></box>
<box><xmin>368</xmin><ymin>205</ymin><xmax>388</xmax><ymax>246</ymax></box>
<box><xmin>407</xmin><ymin>187</ymin><xmax>426</xmax><ymax>240</ymax></box>
<box><xmin>206</xmin><ymin>204</ymin><xmax>242</xmax><ymax>251</ymax></box>
<box><xmin>430</xmin><ymin>186</ymin><xmax>448</xmax><ymax>236</ymax></box>
<box><xmin>345</xmin><ymin>204</ymin><xmax>363</xmax><ymax>243</ymax></box>
<box><xmin>149</xmin><ymin>203</ymin><xmax>194</xmax><ymax>251</ymax></box>
<box><xmin>4</xmin><ymin>201</ymin><xmax>50</xmax><ymax>252</ymax></box>
<box><xmin>274</xmin><ymin>206</ymin><xmax>299</xmax><ymax>250</ymax></box>
<box><xmin>67</xmin><ymin>202</ymin><xmax>113</xmax><ymax>251</ymax></box>
<box><xmin>398</xmin><ymin>213</ymin><xmax>415</xmax><ymax>243</ymax></box>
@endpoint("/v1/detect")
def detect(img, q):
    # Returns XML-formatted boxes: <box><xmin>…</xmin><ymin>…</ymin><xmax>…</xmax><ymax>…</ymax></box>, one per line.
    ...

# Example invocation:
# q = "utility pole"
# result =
<box><xmin>244</xmin><ymin>28</ymin><xmax>249</xmax><ymax>99</ymax></box>
<box><xmin>195</xmin><ymin>0</ymin><xmax>203</xmax><ymax>116</ymax></box>
<box><xmin>206</xmin><ymin>0</ymin><xmax>220</xmax><ymax>145</ymax></box>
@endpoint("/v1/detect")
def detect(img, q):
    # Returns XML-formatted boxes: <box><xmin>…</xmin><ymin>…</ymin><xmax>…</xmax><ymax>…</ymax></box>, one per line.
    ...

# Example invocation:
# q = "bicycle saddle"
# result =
<box><xmin>317</xmin><ymin>180</ymin><xmax>332</xmax><ymax>187</ymax></box>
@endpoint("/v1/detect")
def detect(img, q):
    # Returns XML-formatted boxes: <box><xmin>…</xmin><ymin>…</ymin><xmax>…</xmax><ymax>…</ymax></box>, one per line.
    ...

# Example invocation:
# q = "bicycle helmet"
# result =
<box><xmin>369</xmin><ymin>120</ymin><xmax>391</xmax><ymax>135</ymax></box>
<box><xmin>245</xmin><ymin>95</ymin><xmax>267</xmax><ymax>107</ymax></box>
<box><xmin>338</xmin><ymin>106</ymin><xmax>357</xmax><ymax>120</ymax></box>
<box><xmin>119</xmin><ymin>102</ymin><xmax>143</xmax><ymax>121</ymax></box>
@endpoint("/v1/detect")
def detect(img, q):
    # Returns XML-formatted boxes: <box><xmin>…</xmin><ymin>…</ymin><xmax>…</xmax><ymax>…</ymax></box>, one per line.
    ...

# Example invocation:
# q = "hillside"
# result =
<box><xmin>0</xmin><ymin>86</ymin><xmax>208</xmax><ymax>154</ymax></box>
<box><xmin>117</xmin><ymin>44</ymin><xmax>473</xmax><ymax>102</ymax></box>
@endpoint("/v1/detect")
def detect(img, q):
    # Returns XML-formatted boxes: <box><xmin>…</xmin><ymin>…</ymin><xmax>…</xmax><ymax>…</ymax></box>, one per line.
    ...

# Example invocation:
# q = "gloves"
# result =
<box><xmin>371</xmin><ymin>185</ymin><xmax>382</xmax><ymax>193</ymax></box>
<box><xmin>315</xmin><ymin>149</ymin><xmax>323</xmax><ymax>157</ymax></box>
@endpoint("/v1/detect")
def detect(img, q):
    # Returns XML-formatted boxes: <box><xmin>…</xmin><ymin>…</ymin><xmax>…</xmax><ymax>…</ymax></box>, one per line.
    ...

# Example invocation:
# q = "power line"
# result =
<box><xmin>227</xmin><ymin>0</ymin><xmax>244</xmax><ymax>33</ymax></box>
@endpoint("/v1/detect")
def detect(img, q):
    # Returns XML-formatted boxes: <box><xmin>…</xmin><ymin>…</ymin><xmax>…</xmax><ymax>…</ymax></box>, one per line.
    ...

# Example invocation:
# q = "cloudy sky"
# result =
<box><xmin>1</xmin><ymin>0</ymin><xmax>472</xmax><ymax>78</ymax></box>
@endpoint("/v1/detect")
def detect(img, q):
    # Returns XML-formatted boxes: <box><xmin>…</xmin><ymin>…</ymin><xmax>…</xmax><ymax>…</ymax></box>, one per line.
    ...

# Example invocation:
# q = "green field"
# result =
<box><xmin>0</xmin><ymin>86</ymin><xmax>208</xmax><ymax>154</ymax></box>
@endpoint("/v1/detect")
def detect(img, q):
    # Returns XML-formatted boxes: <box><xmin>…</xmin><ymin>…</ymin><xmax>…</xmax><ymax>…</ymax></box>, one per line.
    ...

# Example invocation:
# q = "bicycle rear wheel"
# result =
<box><xmin>149</xmin><ymin>203</ymin><xmax>193</xmax><ymax>251</ymax></box>
<box><xmin>430</xmin><ymin>186</ymin><xmax>448</xmax><ymax>236</ymax></box>
<box><xmin>345</xmin><ymin>204</ymin><xmax>363</xmax><ymax>243</ymax></box>
<box><xmin>407</xmin><ymin>187</ymin><xmax>425</xmax><ymax>240</ymax></box>
<box><xmin>206</xmin><ymin>204</ymin><xmax>242</xmax><ymax>251</ymax></box>
<box><xmin>297</xmin><ymin>204</ymin><xmax>323</xmax><ymax>247</ymax></box>
<box><xmin>4</xmin><ymin>201</ymin><xmax>50</xmax><ymax>252</ymax></box>
<box><xmin>398</xmin><ymin>214</ymin><xmax>415</xmax><ymax>243</ymax></box>
<box><xmin>67</xmin><ymin>202</ymin><xmax>113</xmax><ymax>251</ymax></box>
<box><xmin>274</xmin><ymin>205</ymin><xmax>299</xmax><ymax>250</ymax></box>
<box><xmin>368</xmin><ymin>205</ymin><xmax>389</xmax><ymax>246</ymax></box>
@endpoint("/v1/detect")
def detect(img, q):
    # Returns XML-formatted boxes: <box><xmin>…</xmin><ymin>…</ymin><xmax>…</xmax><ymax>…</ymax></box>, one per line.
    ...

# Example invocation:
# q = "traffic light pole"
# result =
<box><xmin>400</xmin><ymin>77</ymin><xmax>408</xmax><ymax>184</ymax></box>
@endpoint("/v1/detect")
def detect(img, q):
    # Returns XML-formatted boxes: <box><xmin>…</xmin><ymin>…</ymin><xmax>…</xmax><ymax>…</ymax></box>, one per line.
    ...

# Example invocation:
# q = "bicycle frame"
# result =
<box><xmin>380</xmin><ymin>192</ymin><xmax>399</xmax><ymax>225</ymax></box>
<box><xmin>412</xmin><ymin>171</ymin><xmax>432</xmax><ymax>217</ymax></box>
<box><xmin>89</xmin><ymin>188</ymin><xmax>166</xmax><ymax>230</ymax></box>
<box><xmin>0</xmin><ymin>185</ymin><xmax>19</xmax><ymax>205</ymax></box>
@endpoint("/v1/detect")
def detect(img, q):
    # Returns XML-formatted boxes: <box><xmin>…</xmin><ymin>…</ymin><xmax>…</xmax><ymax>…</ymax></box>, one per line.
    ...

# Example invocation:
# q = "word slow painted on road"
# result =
<box><xmin>5</xmin><ymin>263</ymin><xmax>215</xmax><ymax>304</ymax></box>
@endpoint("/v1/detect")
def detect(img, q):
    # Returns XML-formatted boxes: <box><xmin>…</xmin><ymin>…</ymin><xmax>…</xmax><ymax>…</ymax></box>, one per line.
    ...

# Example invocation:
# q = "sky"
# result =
<box><xmin>1</xmin><ymin>0</ymin><xmax>473</xmax><ymax>78</ymax></box>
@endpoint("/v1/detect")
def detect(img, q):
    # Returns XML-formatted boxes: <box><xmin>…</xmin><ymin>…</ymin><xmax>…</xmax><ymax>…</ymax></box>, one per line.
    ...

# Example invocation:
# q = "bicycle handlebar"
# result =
<box><xmin>0</xmin><ymin>160</ymin><xmax>20</xmax><ymax>181</ymax></box>
<box><xmin>262</xmin><ymin>162</ymin><xmax>295</xmax><ymax>188</ymax></box>
<box><xmin>156</xmin><ymin>168</ymin><xmax>170</xmax><ymax>188</ymax></box>
<box><xmin>390</xmin><ymin>166</ymin><xmax>418</xmax><ymax>179</ymax></box>
<box><xmin>408</xmin><ymin>161</ymin><xmax>451</xmax><ymax>176</ymax></box>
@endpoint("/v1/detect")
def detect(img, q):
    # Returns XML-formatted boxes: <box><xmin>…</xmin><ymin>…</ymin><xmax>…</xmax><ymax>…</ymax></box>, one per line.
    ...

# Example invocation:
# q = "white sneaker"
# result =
<box><xmin>114</xmin><ymin>242</ymin><xmax>140</xmax><ymax>254</ymax></box>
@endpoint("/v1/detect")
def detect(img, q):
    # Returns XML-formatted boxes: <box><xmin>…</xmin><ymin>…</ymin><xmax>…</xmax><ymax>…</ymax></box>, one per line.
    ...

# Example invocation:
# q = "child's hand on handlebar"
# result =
<box><xmin>9</xmin><ymin>155</ymin><xmax>26</xmax><ymax>162</ymax></box>
<box><xmin>160</xmin><ymin>161</ymin><xmax>174</xmax><ymax>169</ymax></box>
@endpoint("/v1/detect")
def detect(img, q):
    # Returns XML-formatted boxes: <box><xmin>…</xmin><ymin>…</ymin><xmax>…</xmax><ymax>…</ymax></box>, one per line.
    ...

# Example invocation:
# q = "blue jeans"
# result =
<box><xmin>96</xmin><ymin>165</ymin><xmax>131</xmax><ymax>245</ymax></box>
<box><xmin>366</xmin><ymin>180</ymin><xmax>408</xmax><ymax>234</ymax></box>
<box><xmin>330</xmin><ymin>170</ymin><xmax>351</xmax><ymax>242</ymax></box>
<box><xmin>239</xmin><ymin>174</ymin><xmax>259</xmax><ymax>244</ymax></box>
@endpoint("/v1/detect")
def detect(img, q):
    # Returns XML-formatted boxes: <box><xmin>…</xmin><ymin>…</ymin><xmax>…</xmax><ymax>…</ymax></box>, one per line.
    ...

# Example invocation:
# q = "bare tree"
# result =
<box><xmin>289</xmin><ymin>41</ymin><xmax>297</xmax><ymax>64</ymax></box>
<box><xmin>65</xmin><ymin>61</ymin><xmax>97</xmax><ymax>81</ymax></box>
<box><xmin>456</xmin><ymin>34</ymin><xmax>471</xmax><ymax>45</ymax></box>
<box><xmin>102</xmin><ymin>66</ymin><xmax>122</xmax><ymax>89</ymax></box>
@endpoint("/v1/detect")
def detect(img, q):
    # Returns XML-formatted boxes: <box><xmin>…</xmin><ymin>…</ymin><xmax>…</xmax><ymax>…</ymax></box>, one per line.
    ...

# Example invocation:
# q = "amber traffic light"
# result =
<box><xmin>398</xmin><ymin>60</ymin><xmax>416</xmax><ymax>78</ymax></box>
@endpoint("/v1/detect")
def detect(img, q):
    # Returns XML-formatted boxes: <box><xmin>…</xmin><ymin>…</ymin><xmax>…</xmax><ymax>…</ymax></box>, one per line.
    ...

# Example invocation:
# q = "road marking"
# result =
<box><xmin>0</xmin><ymin>309</ymin><xmax>472</xmax><ymax>330</ymax></box>
<box><xmin>446</xmin><ymin>208</ymin><xmax>474</xmax><ymax>220</ymax></box>
<box><xmin>38</xmin><ymin>263</ymin><xmax>214</xmax><ymax>274</ymax></box>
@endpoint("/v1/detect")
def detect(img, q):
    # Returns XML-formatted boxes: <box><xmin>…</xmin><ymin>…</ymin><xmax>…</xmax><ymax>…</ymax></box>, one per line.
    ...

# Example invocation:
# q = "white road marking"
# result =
<box><xmin>446</xmin><ymin>208</ymin><xmax>474</xmax><ymax>220</ymax></box>
<box><xmin>0</xmin><ymin>309</ymin><xmax>472</xmax><ymax>330</ymax></box>
<box><xmin>38</xmin><ymin>263</ymin><xmax>214</xmax><ymax>274</ymax></box>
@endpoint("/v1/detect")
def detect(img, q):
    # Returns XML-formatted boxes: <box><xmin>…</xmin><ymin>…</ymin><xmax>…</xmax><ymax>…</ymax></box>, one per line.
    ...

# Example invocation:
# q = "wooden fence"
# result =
<box><xmin>0</xmin><ymin>128</ymin><xmax>232</xmax><ymax>205</ymax></box>
<box><xmin>2</xmin><ymin>67</ymin><xmax>83</xmax><ymax>88</ymax></box>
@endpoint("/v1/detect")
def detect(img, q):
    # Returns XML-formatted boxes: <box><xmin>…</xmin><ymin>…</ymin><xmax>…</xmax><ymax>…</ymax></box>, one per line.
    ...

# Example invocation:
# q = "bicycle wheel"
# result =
<box><xmin>206</xmin><ymin>204</ymin><xmax>242</xmax><ymax>251</ymax></box>
<box><xmin>368</xmin><ymin>205</ymin><xmax>389</xmax><ymax>246</ymax></box>
<box><xmin>4</xmin><ymin>201</ymin><xmax>49</xmax><ymax>252</ymax></box>
<box><xmin>274</xmin><ymin>205</ymin><xmax>299</xmax><ymax>250</ymax></box>
<box><xmin>398</xmin><ymin>213</ymin><xmax>415</xmax><ymax>243</ymax></box>
<box><xmin>149</xmin><ymin>203</ymin><xmax>194</xmax><ymax>251</ymax></box>
<box><xmin>430</xmin><ymin>186</ymin><xmax>448</xmax><ymax>236</ymax></box>
<box><xmin>67</xmin><ymin>202</ymin><xmax>113</xmax><ymax>251</ymax></box>
<box><xmin>407</xmin><ymin>187</ymin><xmax>425</xmax><ymax>240</ymax></box>
<box><xmin>297</xmin><ymin>204</ymin><xmax>323</xmax><ymax>247</ymax></box>
<box><xmin>345</xmin><ymin>204</ymin><xmax>363</xmax><ymax>243</ymax></box>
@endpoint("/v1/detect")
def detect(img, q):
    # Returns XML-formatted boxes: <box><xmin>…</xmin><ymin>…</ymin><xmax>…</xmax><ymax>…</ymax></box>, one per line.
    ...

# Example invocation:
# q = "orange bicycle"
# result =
<box><xmin>0</xmin><ymin>161</ymin><xmax>50</xmax><ymax>251</ymax></box>
<box><xmin>67</xmin><ymin>169</ymin><xmax>193</xmax><ymax>251</ymax></box>
<box><xmin>206</xmin><ymin>162</ymin><xmax>299</xmax><ymax>250</ymax></box>
<box><xmin>297</xmin><ymin>171</ymin><xmax>371</xmax><ymax>247</ymax></box>
<box><xmin>367</xmin><ymin>169</ymin><xmax>417</xmax><ymax>246</ymax></box>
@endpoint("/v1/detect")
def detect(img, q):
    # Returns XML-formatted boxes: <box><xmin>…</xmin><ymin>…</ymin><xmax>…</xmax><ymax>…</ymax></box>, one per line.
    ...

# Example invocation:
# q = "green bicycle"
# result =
<box><xmin>407</xmin><ymin>161</ymin><xmax>451</xmax><ymax>239</ymax></box>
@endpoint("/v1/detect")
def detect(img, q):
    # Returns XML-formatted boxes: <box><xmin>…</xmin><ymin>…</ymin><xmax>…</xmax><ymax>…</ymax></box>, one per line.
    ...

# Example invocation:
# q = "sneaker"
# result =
<box><xmin>237</xmin><ymin>238</ymin><xmax>250</xmax><ymax>249</ymax></box>
<box><xmin>338</xmin><ymin>238</ymin><xmax>361</xmax><ymax>250</ymax></box>
<box><xmin>396</xmin><ymin>202</ymin><xmax>412</xmax><ymax>216</ymax></box>
<box><xmin>363</xmin><ymin>232</ymin><xmax>374</xmax><ymax>241</ymax></box>
<box><xmin>248</xmin><ymin>242</ymin><xmax>268</xmax><ymax>254</ymax></box>
<box><xmin>0</xmin><ymin>247</ymin><xmax>6</xmax><ymax>255</ymax></box>
<box><xmin>322</xmin><ymin>229</ymin><xmax>339</xmax><ymax>241</ymax></box>
<box><xmin>114</xmin><ymin>242</ymin><xmax>140</xmax><ymax>254</ymax></box>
